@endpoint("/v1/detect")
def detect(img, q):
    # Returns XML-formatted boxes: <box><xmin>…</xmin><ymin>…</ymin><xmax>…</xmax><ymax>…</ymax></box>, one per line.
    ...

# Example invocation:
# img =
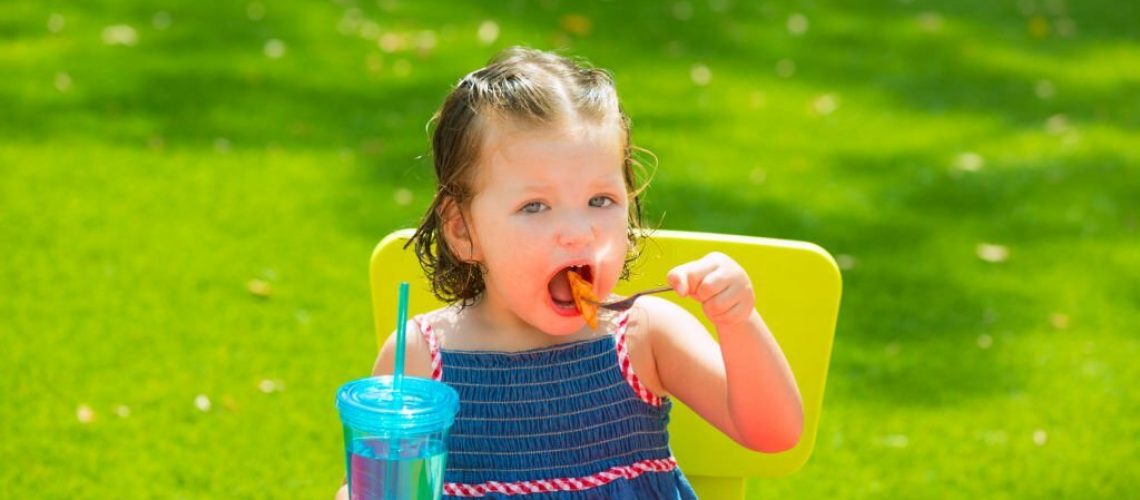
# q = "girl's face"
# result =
<box><xmin>458</xmin><ymin>119</ymin><xmax>629</xmax><ymax>335</ymax></box>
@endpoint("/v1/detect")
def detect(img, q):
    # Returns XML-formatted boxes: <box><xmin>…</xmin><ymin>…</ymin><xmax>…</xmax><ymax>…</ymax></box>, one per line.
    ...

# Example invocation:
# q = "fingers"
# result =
<box><xmin>666</xmin><ymin>267</ymin><xmax>689</xmax><ymax>297</ymax></box>
<box><xmin>668</xmin><ymin>254</ymin><xmax>716</xmax><ymax>297</ymax></box>
<box><xmin>668</xmin><ymin>252</ymin><xmax>756</xmax><ymax>326</ymax></box>
<box><xmin>702</xmin><ymin>288</ymin><xmax>752</xmax><ymax>325</ymax></box>
<box><xmin>701</xmin><ymin>283</ymin><xmax>739</xmax><ymax>317</ymax></box>
<box><xmin>667</xmin><ymin>252</ymin><xmax>730</xmax><ymax>301</ymax></box>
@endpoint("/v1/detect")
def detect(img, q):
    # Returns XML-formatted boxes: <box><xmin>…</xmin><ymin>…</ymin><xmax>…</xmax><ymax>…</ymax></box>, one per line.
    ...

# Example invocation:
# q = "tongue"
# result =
<box><xmin>548</xmin><ymin>270</ymin><xmax>574</xmax><ymax>303</ymax></box>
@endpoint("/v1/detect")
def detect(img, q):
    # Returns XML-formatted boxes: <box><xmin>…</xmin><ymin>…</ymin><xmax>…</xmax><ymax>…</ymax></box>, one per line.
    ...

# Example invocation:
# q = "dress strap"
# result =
<box><xmin>411</xmin><ymin>315</ymin><xmax>443</xmax><ymax>381</ymax></box>
<box><xmin>612</xmin><ymin>310</ymin><xmax>662</xmax><ymax>407</ymax></box>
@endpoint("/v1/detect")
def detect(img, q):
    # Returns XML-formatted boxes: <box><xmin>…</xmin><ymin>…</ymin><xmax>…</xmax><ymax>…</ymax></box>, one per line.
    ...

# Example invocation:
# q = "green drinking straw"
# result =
<box><xmin>393</xmin><ymin>281</ymin><xmax>410</xmax><ymax>392</ymax></box>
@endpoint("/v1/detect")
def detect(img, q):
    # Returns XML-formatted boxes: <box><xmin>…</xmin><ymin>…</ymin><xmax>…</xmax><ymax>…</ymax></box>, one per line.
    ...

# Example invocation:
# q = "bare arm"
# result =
<box><xmin>713</xmin><ymin>310</ymin><xmax>802</xmax><ymax>451</ymax></box>
<box><xmin>645</xmin><ymin>252</ymin><xmax>803</xmax><ymax>452</ymax></box>
<box><xmin>373</xmin><ymin>319</ymin><xmax>435</xmax><ymax>379</ymax></box>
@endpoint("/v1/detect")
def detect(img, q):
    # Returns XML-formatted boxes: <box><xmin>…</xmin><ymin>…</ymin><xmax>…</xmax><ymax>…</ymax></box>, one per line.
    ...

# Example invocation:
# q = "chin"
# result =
<box><xmin>530</xmin><ymin>312</ymin><xmax>588</xmax><ymax>336</ymax></box>
<box><xmin>539</xmin><ymin>320</ymin><xmax>587</xmax><ymax>336</ymax></box>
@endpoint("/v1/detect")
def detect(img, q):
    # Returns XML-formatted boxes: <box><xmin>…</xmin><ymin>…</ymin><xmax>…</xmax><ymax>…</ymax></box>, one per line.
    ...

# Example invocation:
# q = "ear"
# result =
<box><xmin>439</xmin><ymin>197</ymin><xmax>482</xmax><ymax>263</ymax></box>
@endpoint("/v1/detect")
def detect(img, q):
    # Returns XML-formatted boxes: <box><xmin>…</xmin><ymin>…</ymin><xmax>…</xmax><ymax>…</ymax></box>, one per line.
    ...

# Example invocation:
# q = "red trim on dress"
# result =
<box><xmin>613</xmin><ymin>312</ymin><xmax>662</xmax><ymax>407</ymax></box>
<box><xmin>443</xmin><ymin>457</ymin><xmax>679</xmax><ymax>497</ymax></box>
<box><xmin>413</xmin><ymin>315</ymin><xmax>443</xmax><ymax>381</ymax></box>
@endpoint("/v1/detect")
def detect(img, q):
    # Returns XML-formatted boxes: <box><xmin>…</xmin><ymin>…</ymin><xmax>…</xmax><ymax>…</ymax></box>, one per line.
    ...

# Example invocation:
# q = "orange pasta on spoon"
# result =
<box><xmin>567</xmin><ymin>270</ymin><xmax>599</xmax><ymax>329</ymax></box>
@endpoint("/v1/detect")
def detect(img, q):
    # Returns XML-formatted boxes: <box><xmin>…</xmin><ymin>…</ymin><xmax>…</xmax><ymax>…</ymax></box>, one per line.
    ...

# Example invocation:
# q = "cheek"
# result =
<box><xmin>599</xmin><ymin>215</ymin><xmax>630</xmax><ymax>282</ymax></box>
<box><xmin>604</xmin><ymin>211</ymin><xmax>630</xmax><ymax>246</ymax></box>
<box><xmin>482</xmin><ymin>231</ymin><xmax>546</xmax><ymax>278</ymax></box>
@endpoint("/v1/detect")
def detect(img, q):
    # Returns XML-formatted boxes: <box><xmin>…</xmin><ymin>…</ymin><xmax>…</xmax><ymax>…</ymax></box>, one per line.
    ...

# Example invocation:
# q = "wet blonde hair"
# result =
<box><xmin>409</xmin><ymin>47</ymin><xmax>651</xmax><ymax>305</ymax></box>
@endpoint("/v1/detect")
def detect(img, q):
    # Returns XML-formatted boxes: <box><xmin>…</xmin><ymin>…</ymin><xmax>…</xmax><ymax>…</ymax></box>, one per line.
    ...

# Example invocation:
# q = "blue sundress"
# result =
<box><xmin>413</xmin><ymin>311</ymin><xmax>698</xmax><ymax>499</ymax></box>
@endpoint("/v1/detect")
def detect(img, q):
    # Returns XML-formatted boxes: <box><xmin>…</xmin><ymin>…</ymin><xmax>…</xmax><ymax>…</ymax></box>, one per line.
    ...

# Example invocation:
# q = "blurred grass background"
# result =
<box><xmin>2</xmin><ymin>0</ymin><xmax>1137</xmax><ymax>497</ymax></box>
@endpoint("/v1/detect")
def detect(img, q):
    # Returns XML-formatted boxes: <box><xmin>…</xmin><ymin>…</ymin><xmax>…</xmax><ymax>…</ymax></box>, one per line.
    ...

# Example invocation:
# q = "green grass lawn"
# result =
<box><xmin>3</xmin><ymin>0</ymin><xmax>1137</xmax><ymax>497</ymax></box>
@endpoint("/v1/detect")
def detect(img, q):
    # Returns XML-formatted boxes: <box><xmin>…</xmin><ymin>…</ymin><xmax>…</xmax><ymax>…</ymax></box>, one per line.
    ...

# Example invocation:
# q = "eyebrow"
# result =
<box><xmin>517</xmin><ymin>172</ymin><xmax>624</xmax><ymax>193</ymax></box>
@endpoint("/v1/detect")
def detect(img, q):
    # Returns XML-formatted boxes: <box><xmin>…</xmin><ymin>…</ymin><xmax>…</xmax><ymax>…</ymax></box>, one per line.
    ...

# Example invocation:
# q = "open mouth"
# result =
<box><xmin>548</xmin><ymin>264</ymin><xmax>592</xmax><ymax>312</ymax></box>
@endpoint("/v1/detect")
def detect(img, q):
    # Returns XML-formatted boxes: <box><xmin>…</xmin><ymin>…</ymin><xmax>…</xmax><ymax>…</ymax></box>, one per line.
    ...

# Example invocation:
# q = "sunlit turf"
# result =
<box><xmin>2</xmin><ymin>0</ymin><xmax>1137</xmax><ymax>497</ymax></box>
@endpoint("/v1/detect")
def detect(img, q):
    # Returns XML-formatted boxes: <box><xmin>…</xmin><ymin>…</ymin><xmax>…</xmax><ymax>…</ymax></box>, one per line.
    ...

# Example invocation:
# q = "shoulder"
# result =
<box><xmin>373</xmin><ymin>306</ymin><xmax>454</xmax><ymax>379</ymax></box>
<box><xmin>625</xmin><ymin>296</ymin><xmax>720</xmax><ymax>395</ymax></box>
<box><xmin>621</xmin><ymin>296</ymin><xmax>705</xmax><ymax>396</ymax></box>
<box><xmin>412</xmin><ymin>306</ymin><xmax>461</xmax><ymax>348</ymax></box>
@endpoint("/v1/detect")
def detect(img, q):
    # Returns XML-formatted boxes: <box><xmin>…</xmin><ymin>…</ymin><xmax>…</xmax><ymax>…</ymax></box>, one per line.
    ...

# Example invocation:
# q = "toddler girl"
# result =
<box><xmin>344</xmin><ymin>46</ymin><xmax>802</xmax><ymax>499</ymax></box>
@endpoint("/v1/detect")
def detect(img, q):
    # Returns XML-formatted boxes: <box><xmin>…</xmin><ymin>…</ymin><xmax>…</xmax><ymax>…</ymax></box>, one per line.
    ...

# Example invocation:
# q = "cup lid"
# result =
<box><xmin>336</xmin><ymin>376</ymin><xmax>459</xmax><ymax>435</ymax></box>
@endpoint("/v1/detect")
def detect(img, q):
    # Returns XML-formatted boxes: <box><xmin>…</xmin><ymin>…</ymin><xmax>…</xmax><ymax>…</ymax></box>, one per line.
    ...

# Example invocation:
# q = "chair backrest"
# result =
<box><xmin>370</xmin><ymin>229</ymin><xmax>841</xmax><ymax>497</ymax></box>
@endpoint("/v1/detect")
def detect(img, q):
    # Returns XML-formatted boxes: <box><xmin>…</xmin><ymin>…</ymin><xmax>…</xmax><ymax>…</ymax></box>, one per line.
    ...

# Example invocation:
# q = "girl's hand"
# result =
<box><xmin>666</xmin><ymin>252</ymin><xmax>756</xmax><ymax>328</ymax></box>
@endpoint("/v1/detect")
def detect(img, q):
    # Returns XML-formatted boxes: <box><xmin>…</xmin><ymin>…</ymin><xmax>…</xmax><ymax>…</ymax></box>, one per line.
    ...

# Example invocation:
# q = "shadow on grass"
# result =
<box><xmin>5</xmin><ymin>0</ymin><xmax>1138</xmax><ymax>145</ymax></box>
<box><xmin>821</xmin><ymin>149</ymin><xmax>1139</xmax><ymax>245</ymax></box>
<box><xmin>562</xmin><ymin>0</ymin><xmax>1140</xmax><ymax>130</ymax></box>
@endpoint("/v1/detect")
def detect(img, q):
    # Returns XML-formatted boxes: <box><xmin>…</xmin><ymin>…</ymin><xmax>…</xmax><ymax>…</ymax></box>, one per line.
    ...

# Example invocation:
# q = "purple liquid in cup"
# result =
<box><xmin>349</xmin><ymin>438</ymin><xmax>446</xmax><ymax>500</ymax></box>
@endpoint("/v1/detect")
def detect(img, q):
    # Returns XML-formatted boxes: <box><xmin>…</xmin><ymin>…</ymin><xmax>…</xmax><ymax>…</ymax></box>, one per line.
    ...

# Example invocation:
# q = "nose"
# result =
<box><xmin>556</xmin><ymin>214</ymin><xmax>593</xmax><ymax>249</ymax></box>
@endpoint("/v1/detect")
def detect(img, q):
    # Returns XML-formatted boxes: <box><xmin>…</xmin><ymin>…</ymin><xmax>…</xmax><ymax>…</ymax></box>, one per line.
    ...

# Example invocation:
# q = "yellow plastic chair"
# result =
<box><xmin>370</xmin><ymin>229</ymin><xmax>842</xmax><ymax>498</ymax></box>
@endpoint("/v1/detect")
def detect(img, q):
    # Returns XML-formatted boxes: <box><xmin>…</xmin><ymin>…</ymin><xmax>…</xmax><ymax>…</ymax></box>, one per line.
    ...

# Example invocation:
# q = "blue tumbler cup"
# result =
<box><xmin>337</xmin><ymin>376</ymin><xmax>460</xmax><ymax>500</ymax></box>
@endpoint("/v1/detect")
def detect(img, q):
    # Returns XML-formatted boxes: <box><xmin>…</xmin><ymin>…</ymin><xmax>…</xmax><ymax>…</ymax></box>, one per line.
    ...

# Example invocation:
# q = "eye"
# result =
<box><xmin>520</xmin><ymin>201</ymin><xmax>549</xmax><ymax>214</ymax></box>
<box><xmin>588</xmin><ymin>196</ymin><xmax>615</xmax><ymax>208</ymax></box>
